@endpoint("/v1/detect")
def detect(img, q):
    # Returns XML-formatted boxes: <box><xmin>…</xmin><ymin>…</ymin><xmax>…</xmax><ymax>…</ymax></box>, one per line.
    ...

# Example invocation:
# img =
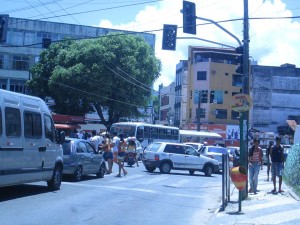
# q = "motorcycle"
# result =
<box><xmin>125</xmin><ymin>151</ymin><xmax>136</xmax><ymax>167</ymax></box>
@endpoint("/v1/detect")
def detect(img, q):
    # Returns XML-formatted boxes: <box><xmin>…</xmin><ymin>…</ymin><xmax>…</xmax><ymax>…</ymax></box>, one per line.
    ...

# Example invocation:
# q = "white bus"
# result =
<box><xmin>109</xmin><ymin>122</ymin><xmax>180</xmax><ymax>148</ymax></box>
<box><xmin>179</xmin><ymin>130</ymin><xmax>223</xmax><ymax>145</ymax></box>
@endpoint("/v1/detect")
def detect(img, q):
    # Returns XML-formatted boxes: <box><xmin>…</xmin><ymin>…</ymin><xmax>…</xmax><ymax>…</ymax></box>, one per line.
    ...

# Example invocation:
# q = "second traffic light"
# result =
<box><xmin>162</xmin><ymin>24</ymin><xmax>177</xmax><ymax>51</ymax></box>
<box><xmin>235</xmin><ymin>45</ymin><xmax>243</xmax><ymax>74</ymax></box>
<box><xmin>182</xmin><ymin>1</ymin><xmax>196</xmax><ymax>35</ymax></box>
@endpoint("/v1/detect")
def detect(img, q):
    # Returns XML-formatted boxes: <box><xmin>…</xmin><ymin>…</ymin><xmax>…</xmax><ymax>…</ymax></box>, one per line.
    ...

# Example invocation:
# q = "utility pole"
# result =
<box><xmin>197</xmin><ymin>90</ymin><xmax>201</xmax><ymax>131</ymax></box>
<box><xmin>239</xmin><ymin>0</ymin><xmax>250</xmax><ymax>202</ymax></box>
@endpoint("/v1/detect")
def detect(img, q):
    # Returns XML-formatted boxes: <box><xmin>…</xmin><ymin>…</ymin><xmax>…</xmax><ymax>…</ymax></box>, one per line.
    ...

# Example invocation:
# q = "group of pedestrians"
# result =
<box><xmin>248</xmin><ymin>136</ymin><xmax>285</xmax><ymax>194</ymax></box>
<box><xmin>89</xmin><ymin>130</ymin><xmax>139</xmax><ymax>177</ymax></box>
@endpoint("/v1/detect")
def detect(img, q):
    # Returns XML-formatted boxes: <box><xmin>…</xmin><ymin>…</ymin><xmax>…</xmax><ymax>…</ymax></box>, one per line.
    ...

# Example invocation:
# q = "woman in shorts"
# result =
<box><xmin>116</xmin><ymin>134</ymin><xmax>127</xmax><ymax>177</ymax></box>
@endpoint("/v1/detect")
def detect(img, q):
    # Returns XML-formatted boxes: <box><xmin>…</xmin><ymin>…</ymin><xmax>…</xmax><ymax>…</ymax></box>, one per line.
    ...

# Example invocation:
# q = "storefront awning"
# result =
<box><xmin>55</xmin><ymin>124</ymin><xmax>81</xmax><ymax>130</ymax></box>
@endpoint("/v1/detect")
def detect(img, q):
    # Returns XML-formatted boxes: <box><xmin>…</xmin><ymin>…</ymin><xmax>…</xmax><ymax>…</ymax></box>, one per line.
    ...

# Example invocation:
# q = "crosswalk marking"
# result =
<box><xmin>63</xmin><ymin>182</ymin><xmax>205</xmax><ymax>198</ymax></box>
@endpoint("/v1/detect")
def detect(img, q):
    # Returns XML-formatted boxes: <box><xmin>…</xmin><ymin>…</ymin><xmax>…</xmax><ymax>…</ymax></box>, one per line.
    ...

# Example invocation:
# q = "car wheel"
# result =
<box><xmin>73</xmin><ymin>166</ymin><xmax>83</xmax><ymax>182</ymax></box>
<box><xmin>159</xmin><ymin>162</ymin><xmax>171</xmax><ymax>174</ymax></box>
<box><xmin>204</xmin><ymin>165</ymin><xmax>213</xmax><ymax>177</ymax></box>
<box><xmin>145</xmin><ymin>165</ymin><xmax>156</xmax><ymax>172</ymax></box>
<box><xmin>96</xmin><ymin>163</ymin><xmax>106</xmax><ymax>178</ymax></box>
<box><xmin>47</xmin><ymin>165</ymin><xmax>62</xmax><ymax>191</ymax></box>
<box><xmin>189</xmin><ymin>170</ymin><xmax>195</xmax><ymax>175</ymax></box>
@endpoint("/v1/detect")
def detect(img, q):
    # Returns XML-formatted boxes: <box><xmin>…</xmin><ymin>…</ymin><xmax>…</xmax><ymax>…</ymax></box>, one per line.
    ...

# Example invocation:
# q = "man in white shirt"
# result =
<box><xmin>90</xmin><ymin>130</ymin><xmax>103</xmax><ymax>152</ymax></box>
<box><xmin>111</xmin><ymin>132</ymin><xmax>120</xmax><ymax>164</ymax></box>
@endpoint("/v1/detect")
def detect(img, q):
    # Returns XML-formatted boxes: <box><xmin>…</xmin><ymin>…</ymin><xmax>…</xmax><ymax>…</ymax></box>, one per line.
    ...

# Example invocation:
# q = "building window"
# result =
<box><xmin>197</xmin><ymin>71</ymin><xmax>207</xmax><ymax>80</ymax></box>
<box><xmin>210</xmin><ymin>90</ymin><xmax>223</xmax><ymax>104</ymax></box>
<box><xmin>194</xmin><ymin>90</ymin><xmax>208</xmax><ymax>104</ymax></box>
<box><xmin>215</xmin><ymin>109</ymin><xmax>227</xmax><ymax>119</ymax></box>
<box><xmin>12</xmin><ymin>55</ymin><xmax>30</xmax><ymax>71</ymax></box>
<box><xmin>0</xmin><ymin>55</ymin><xmax>3</xmax><ymax>69</ymax></box>
<box><xmin>196</xmin><ymin>108</ymin><xmax>205</xmax><ymax>119</ymax></box>
<box><xmin>232</xmin><ymin>74</ymin><xmax>242</xmax><ymax>87</ymax></box>
<box><xmin>161</xmin><ymin>95</ymin><xmax>169</xmax><ymax>106</ymax></box>
<box><xmin>231</xmin><ymin>111</ymin><xmax>239</xmax><ymax>120</ymax></box>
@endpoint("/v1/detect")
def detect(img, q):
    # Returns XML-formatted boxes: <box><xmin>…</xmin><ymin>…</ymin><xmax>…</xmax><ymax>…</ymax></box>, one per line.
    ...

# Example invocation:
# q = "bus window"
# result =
<box><xmin>136</xmin><ymin>127</ymin><xmax>144</xmax><ymax>141</ymax></box>
<box><xmin>144</xmin><ymin>126</ymin><xmax>151</xmax><ymax>139</ymax></box>
<box><xmin>159</xmin><ymin>128</ymin><xmax>166</xmax><ymax>140</ymax></box>
<box><xmin>151</xmin><ymin>127</ymin><xmax>158</xmax><ymax>139</ymax></box>
<box><xmin>166</xmin><ymin>129</ymin><xmax>172</xmax><ymax>140</ymax></box>
<box><xmin>5</xmin><ymin>107</ymin><xmax>21</xmax><ymax>137</ymax></box>
<box><xmin>172</xmin><ymin>129</ymin><xmax>179</xmax><ymax>140</ymax></box>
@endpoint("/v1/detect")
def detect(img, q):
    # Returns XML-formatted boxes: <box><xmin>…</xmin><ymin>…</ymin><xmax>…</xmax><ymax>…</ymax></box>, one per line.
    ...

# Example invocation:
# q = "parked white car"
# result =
<box><xmin>142</xmin><ymin>142</ymin><xmax>219</xmax><ymax>176</ymax></box>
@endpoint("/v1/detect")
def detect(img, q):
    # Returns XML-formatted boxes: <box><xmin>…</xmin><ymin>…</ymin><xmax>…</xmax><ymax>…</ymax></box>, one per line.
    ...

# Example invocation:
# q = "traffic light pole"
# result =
<box><xmin>194</xmin><ymin>16</ymin><xmax>242</xmax><ymax>47</ymax></box>
<box><xmin>240</xmin><ymin>0</ymin><xmax>250</xmax><ymax>201</ymax></box>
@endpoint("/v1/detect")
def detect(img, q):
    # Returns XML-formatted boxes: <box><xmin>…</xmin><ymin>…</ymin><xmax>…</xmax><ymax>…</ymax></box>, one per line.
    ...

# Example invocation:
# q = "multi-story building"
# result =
<box><xmin>0</xmin><ymin>17</ymin><xmax>155</xmax><ymax>94</ymax></box>
<box><xmin>183</xmin><ymin>46</ymin><xmax>242</xmax><ymax>130</ymax></box>
<box><xmin>174</xmin><ymin>60</ymin><xmax>188</xmax><ymax>128</ymax></box>
<box><xmin>251</xmin><ymin>63</ymin><xmax>300</xmax><ymax>135</ymax></box>
<box><xmin>158</xmin><ymin>82</ymin><xmax>175</xmax><ymax>126</ymax></box>
<box><xmin>0</xmin><ymin>17</ymin><xmax>156</xmax><ymax>126</ymax></box>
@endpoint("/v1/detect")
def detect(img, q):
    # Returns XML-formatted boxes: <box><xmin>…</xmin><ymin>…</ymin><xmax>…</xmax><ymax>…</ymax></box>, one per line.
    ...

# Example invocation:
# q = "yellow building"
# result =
<box><xmin>185</xmin><ymin>46</ymin><xmax>243</xmax><ymax>129</ymax></box>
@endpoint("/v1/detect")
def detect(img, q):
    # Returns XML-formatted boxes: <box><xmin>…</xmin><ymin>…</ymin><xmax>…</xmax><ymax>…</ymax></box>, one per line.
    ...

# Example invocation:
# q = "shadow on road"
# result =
<box><xmin>0</xmin><ymin>184</ymin><xmax>52</xmax><ymax>202</ymax></box>
<box><xmin>142</xmin><ymin>170</ymin><xmax>221</xmax><ymax>178</ymax></box>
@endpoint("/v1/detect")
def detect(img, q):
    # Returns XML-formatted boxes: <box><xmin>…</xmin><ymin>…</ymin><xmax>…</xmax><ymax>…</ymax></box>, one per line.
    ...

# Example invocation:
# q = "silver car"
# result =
<box><xmin>199</xmin><ymin>145</ymin><xmax>230</xmax><ymax>170</ymax></box>
<box><xmin>62</xmin><ymin>138</ymin><xmax>106</xmax><ymax>182</ymax></box>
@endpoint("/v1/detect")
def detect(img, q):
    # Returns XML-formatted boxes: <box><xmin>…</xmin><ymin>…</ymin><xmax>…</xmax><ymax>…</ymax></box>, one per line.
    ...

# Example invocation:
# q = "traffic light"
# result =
<box><xmin>235</xmin><ymin>45</ymin><xmax>243</xmax><ymax>74</ymax></box>
<box><xmin>0</xmin><ymin>14</ymin><xmax>9</xmax><ymax>43</ymax></box>
<box><xmin>182</xmin><ymin>1</ymin><xmax>196</xmax><ymax>35</ymax></box>
<box><xmin>162</xmin><ymin>24</ymin><xmax>177</xmax><ymax>51</ymax></box>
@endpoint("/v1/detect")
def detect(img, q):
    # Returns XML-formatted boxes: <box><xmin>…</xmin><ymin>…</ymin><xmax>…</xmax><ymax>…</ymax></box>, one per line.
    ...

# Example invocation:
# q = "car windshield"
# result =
<box><xmin>145</xmin><ymin>143</ymin><xmax>161</xmax><ymax>152</ymax></box>
<box><xmin>208</xmin><ymin>147</ymin><xmax>227</xmax><ymax>154</ymax></box>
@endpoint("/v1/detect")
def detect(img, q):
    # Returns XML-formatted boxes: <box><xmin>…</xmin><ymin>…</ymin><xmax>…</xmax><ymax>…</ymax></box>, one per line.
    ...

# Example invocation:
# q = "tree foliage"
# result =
<box><xmin>27</xmin><ymin>33</ymin><xmax>161</xmax><ymax>129</ymax></box>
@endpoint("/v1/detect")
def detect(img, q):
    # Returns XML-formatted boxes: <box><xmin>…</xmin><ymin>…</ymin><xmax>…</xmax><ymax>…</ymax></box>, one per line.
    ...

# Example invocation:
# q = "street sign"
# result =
<box><xmin>231</xmin><ymin>93</ymin><xmax>252</xmax><ymax>112</ymax></box>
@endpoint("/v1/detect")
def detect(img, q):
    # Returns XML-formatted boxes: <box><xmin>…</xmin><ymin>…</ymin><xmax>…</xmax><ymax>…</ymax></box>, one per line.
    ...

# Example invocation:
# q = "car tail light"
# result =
<box><xmin>154</xmin><ymin>154</ymin><xmax>159</xmax><ymax>161</ymax></box>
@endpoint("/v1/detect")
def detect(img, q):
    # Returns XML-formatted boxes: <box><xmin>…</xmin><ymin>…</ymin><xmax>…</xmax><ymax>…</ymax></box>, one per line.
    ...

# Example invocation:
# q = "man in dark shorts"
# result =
<box><xmin>270</xmin><ymin>136</ymin><xmax>285</xmax><ymax>193</ymax></box>
<box><xmin>102</xmin><ymin>133</ymin><xmax>113</xmax><ymax>174</ymax></box>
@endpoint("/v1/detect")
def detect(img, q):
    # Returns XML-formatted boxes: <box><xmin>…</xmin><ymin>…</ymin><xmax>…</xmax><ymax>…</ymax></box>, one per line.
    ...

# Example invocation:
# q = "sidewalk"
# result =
<box><xmin>208</xmin><ymin>172</ymin><xmax>300</xmax><ymax>225</ymax></box>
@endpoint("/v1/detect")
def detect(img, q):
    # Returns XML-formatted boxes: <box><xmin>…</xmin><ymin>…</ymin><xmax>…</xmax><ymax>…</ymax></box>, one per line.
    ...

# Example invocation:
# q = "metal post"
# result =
<box><xmin>240</xmin><ymin>0</ymin><xmax>250</xmax><ymax>200</ymax></box>
<box><xmin>197</xmin><ymin>90</ymin><xmax>201</xmax><ymax>131</ymax></box>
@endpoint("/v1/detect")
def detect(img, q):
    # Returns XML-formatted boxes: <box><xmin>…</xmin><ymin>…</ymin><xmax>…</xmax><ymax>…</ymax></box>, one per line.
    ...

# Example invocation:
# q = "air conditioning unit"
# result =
<box><xmin>212</xmin><ymin>109</ymin><xmax>218</xmax><ymax>115</ymax></box>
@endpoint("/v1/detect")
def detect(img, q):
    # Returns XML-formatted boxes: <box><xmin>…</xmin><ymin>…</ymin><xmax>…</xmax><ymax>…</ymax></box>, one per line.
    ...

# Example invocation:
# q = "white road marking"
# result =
<box><xmin>63</xmin><ymin>182</ymin><xmax>205</xmax><ymax>198</ymax></box>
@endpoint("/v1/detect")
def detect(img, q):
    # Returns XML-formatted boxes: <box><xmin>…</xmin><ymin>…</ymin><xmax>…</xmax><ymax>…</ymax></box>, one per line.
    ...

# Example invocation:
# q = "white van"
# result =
<box><xmin>0</xmin><ymin>89</ymin><xmax>65</xmax><ymax>190</ymax></box>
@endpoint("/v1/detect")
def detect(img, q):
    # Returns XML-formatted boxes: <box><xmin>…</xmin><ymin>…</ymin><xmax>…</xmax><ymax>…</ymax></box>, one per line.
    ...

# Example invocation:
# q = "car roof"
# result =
<box><xmin>185</xmin><ymin>142</ymin><xmax>203</xmax><ymax>145</ymax></box>
<box><xmin>152</xmin><ymin>142</ymin><xmax>191</xmax><ymax>146</ymax></box>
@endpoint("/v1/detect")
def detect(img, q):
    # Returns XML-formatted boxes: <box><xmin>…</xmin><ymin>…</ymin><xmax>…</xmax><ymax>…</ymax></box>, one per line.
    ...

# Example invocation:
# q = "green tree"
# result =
<box><xmin>27</xmin><ymin>33</ymin><xmax>161</xmax><ymax>129</ymax></box>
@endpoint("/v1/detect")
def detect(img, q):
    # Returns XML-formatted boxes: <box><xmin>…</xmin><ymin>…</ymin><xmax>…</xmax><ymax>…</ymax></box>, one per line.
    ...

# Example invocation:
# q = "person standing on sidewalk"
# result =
<box><xmin>248</xmin><ymin>138</ymin><xmax>263</xmax><ymax>194</ymax></box>
<box><xmin>270</xmin><ymin>136</ymin><xmax>285</xmax><ymax>193</ymax></box>
<box><xmin>266</xmin><ymin>141</ymin><xmax>274</xmax><ymax>181</ymax></box>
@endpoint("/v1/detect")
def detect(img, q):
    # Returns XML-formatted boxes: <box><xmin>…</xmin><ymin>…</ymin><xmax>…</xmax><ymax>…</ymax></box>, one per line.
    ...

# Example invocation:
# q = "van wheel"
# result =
<box><xmin>159</xmin><ymin>162</ymin><xmax>171</xmax><ymax>174</ymax></box>
<box><xmin>189</xmin><ymin>170</ymin><xmax>195</xmax><ymax>175</ymax></box>
<box><xmin>96</xmin><ymin>163</ymin><xmax>105</xmax><ymax>178</ymax></box>
<box><xmin>204</xmin><ymin>165</ymin><xmax>213</xmax><ymax>177</ymax></box>
<box><xmin>47</xmin><ymin>165</ymin><xmax>62</xmax><ymax>191</ymax></box>
<box><xmin>73</xmin><ymin>166</ymin><xmax>83</xmax><ymax>182</ymax></box>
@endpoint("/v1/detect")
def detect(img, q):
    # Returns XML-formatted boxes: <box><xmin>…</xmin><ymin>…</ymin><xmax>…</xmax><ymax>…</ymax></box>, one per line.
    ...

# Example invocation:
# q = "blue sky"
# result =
<box><xmin>1</xmin><ymin>0</ymin><xmax>300</xmax><ymax>90</ymax></box>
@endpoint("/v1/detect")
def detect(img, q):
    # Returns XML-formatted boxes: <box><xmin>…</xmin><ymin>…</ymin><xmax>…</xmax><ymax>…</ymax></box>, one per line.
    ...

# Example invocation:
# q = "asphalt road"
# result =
<box><xmin>0</xmin><ymin>163</ymin><xmax>223</xmax><ymax>225</ymax></box>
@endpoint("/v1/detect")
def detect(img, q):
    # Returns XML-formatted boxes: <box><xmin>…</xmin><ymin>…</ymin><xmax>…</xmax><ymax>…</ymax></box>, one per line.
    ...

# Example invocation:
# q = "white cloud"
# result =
<box><xmin>97</xmin><ymin>0</ymin><xmax>300</xmax><ymax>90</ymax></box>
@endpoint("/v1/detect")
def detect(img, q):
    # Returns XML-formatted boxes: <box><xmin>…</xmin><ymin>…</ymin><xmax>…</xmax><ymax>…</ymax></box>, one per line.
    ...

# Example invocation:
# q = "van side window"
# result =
<box><xmin>24</xmin><ymin>111</ymin><xmax>42</xmax><ymax>138</ymax></box>
<box><xmin>44</xmin><ymin>114</ymin><xmax>55</xmax><ymax>142</ymax></box>
<box><xmin>0</xmin><ymin>108</ymin><xmax>2</xmax><ymax>135</ymax></box>
<box><xmin>5</xmin><ymin>107</ymin><xmax>21</xmax><ymax>137</ymax></box>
